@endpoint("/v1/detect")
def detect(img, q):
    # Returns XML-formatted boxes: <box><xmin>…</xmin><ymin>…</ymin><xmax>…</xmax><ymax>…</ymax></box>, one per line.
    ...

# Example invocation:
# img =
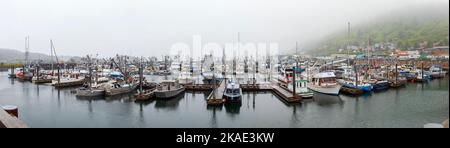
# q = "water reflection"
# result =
<box><xmin>224</xmin><ymin>101</ymin><xmax>242</xmax><ymax>114</ymax></box>
<box><xmin>9</xmin><ymin>78</ymin><xmax>14</xmax><ymax>85</ymax></box>
<box><xmin>154</xmin><ymin>93</ymin><xmax>185</xmax><ymax>110</ymax></box>
<box><xmin>207</xmin><ymin>105</ymin><xmax>222</xmax><ymax>128</ymax></box>
<box><xmin>36</xmin><ymin>84</ymin><xmax>40</xmax><ymax>97</ymax></box>
<box><xmin>314</xmin><ymin>93</ymin><xmax>342</xmax><ymax>106</ymax></box>
<box><xmin>105</xmin><ymin>93</ymin><xmax>135</xmax><ymax>102</ymax></box>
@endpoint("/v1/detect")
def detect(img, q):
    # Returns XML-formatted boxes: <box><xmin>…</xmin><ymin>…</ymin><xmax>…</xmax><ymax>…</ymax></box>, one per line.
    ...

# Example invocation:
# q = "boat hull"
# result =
<box><xmin>340</xmin><ymin>86</ymin><xmax>364</xmax><ymax>95</ymax></box>
<box><xmin>372</xmin><ymin>82</ymin><xmax>390</xmax><ymax>91</ymax></box>
<box><xmin>223</xmin><ymin>94</ymin><xmax>242</xmax><ymax>103</ymax></box>
<box><xmin>154</xmin><ymin>87</ymin><xmax>185</xmax><ymax>99</ymax></box>
<box><xmin>32</xmin><ymin>77</ymin><xmax>53</xmax><ymax>84</ymax></box>
<box><xmin>53</xmin><ymin>79</ymin><xmax>86</xmax><ymax>88</ymax></box>
<box><xmin>307</xmin><ymin>84</ymin><xmax>341</xmax><ymax>96</ymax></box>
<box><xmin>76</xmin><ymin>88</ymin><xmax>105</xmax><ymax>97</ymax></box>
<box><xmin>105</xmin><ymin>84</ymin><xmax>137</xmax><ymax>96</ymax></box>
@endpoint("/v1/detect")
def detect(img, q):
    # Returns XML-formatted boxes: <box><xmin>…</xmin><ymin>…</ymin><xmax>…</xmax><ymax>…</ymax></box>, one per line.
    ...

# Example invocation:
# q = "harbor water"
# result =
<box><xmin>0</xmin><ymin>71</ymin><xmax>448</xmax><ymax>128</ymax></box>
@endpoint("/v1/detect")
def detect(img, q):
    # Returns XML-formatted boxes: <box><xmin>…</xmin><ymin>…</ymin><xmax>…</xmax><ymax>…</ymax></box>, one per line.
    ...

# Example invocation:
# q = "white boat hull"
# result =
<box><xmin>307</xmin><ymin>84</ymin><xmax>341</xmax><ymax>96</ymax></box>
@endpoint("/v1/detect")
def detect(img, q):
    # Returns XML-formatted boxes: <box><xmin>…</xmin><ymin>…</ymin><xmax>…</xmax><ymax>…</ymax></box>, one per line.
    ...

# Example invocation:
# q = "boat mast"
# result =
<box><xmin>222</xmin><ymin>47</ymin><xmax>226</xmax><ymax>76</ymax></box>
<box><xmin>25</xmin><ymin>36</ymin><xmax>29</xmax><ymax>67</ymax></box>
<box><xmin>139</xmin><ymin>57</ymin><xmax>143</xmax><ymax>94</ymax></box>
<box><xmin>295</xmin><ymin>42</ymin><xmax>299</xmax><ymax>87</ymax></box>
<box><xmin>347</xmin><ymin>22</ymin><xmax>350</xmax><ymax>67</ymax></box>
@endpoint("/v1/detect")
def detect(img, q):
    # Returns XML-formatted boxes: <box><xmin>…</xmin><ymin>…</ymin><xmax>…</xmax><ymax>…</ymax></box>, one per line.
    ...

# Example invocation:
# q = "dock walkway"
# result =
<box><xmin>0</xmin><ymin>109</ymin><xmax>28</xmax><ymax>128</ymax></box>
<box><xmin>206</xmin><ymin>80</ymin><xmax>226</xmax><ymax>105</ymax></box>
<box><xmin>272</xmin><ymin>84</ymin><xmax>301</xmax><ymax>103</ymax></box>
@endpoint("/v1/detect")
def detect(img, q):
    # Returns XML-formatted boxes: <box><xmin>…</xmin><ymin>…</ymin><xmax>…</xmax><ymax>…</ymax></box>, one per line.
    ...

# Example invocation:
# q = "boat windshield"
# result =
<box><xmin>226</xmin><ymin>89</ymin><xmax>240</xmax><ymax>94</ymax></box>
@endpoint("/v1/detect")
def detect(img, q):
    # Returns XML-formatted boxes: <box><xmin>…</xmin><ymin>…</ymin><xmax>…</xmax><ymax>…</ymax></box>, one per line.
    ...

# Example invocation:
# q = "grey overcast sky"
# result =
<box><xmin>0</xmin><ymin>0</ymin><xmax>448</xmax><ymax>57</ymax></box>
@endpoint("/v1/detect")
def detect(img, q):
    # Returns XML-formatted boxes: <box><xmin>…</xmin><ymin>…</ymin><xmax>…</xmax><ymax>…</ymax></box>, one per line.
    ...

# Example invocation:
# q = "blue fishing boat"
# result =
<box><xmin>337</xmin><ymin>79</ymin><xmax>372</xmax><ymax>92</ymax></box>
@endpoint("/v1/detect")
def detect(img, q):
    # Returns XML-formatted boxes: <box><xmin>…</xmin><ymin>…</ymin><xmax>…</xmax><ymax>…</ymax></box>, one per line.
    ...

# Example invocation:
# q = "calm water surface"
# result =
<box><xmin>0</xmin><ymin>71</ymin><xmax>448</xmax><ymax>128</ymax></box>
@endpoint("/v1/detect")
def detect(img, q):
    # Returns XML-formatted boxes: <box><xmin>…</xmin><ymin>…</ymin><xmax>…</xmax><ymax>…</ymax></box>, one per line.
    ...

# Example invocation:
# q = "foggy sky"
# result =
<box><xmin>0</xmin><ymin>0</ymin><xmax>448</xmax><ymax>58</ymax></box>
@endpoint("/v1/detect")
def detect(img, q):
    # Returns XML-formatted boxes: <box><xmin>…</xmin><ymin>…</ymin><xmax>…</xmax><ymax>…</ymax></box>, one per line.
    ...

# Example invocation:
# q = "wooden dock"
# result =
<box><xmin>0</xmin><ymin>109</ymin><xmax>28</xmax><ymax>128</ymax></box>
<box><xmin>272</xmin><ymin>85</ymin><xmax>301</xmax><ymax>103</ymax></box>
<box><xmin>185</xmin><ymin>84</ymin><xmax>216</xmax><ymax>91</ymax></box>
<box><xmin>206</xmin><ymin>80</ymin><xmax>225</xmax><ymax>105</ymax></box>
<box><xmin>240</xmin><ymin>84</ymin><xmax>272</xmax><ymax>91</ymax></box>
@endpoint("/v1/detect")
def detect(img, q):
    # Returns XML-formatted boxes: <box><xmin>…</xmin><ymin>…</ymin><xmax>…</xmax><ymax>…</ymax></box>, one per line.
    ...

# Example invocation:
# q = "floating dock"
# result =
<box><xmin>0</xmin><ymin>109</ymin><xmax>28</xmax><ymax>128</ymax></box>
<box><xmin>271</xmin><ymin>85</ymin><xmax>301</xmax><ymax>103</ymax></box>
<box><xmin>185</xmin><ymin>84</ymin><xmax>216</xmax><ymax>91</ymax></box>
<box><xmin>206</xmin><ymin>80</ymin><xmax>225</xmax><ymax>105</ymax></box>
<box><xmin>240</xmin><ymin>83</ymin><xmax>272</xmax><ymax>91</ymax></box>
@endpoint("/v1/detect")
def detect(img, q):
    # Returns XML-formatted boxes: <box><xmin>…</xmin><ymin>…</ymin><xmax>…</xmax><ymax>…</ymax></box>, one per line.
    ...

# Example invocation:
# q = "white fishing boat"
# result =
<box><xmin>307</xmin><ymin>71</ymin><xmax>341</xmax><ymax>96</ymax></box>
<box><xmin>154</xmin><ymin>80</ymin><xmax>185</xmax><ymax>99</ymax></box>
<box><xmin>177</xmin><ymin>71</ymin><xmax>194</xmax><ymax>85</ymax></box>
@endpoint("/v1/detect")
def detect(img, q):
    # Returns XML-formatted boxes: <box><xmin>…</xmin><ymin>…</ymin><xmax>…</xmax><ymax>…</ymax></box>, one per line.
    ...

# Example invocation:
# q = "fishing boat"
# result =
<box><xmin>340</xmin><ymin>86</ymin><xmax>364</xmax><ymax>95</ymax></box>
<box><xmin>369</xmin><ymin>79</ymin><xmax>390</xmax><ymax>91</ymax></box>
<box><xmin>52</xmin><ymin>73</ymin><xmax>85</xmax><ymax>88</ymax></box>
<box><xmin>17</xmin><ymin>70</ymin><xmax>33</xmax><ymax>81</ymax></box>
<box><xmin>223</xmin><ymin>80</ymin><xmax>242</xmax><ymax>102</ymax></box>
<box><xmin>76</xmin><ymin>84</ymin><xmax>105</xmax><ymax>97</ymax></box>
<box><xmin>96</xmin><ymin>77</ymin><xmax>110</xmax><ymax>83</ymax></box>
<box><xmin>277</xmin><ymin>67</ymin><xmax>293</xmax><ymax>85</ymax></box>
<box><xmin>134</xmin><ymin>88</ymin><xmax>156</xmax><ymax>101</ymax></box>
<box><xmin>411</xmin><ymin>69</ymin><xmax>430</xmax><ymax>82</ymax></box>
<box><xmin>337</xmin><ymin>79</ymin><xmax>372</xmax><ymax>92</ymax></box>
<box><xmin>154</xmin><ymin>80</ymin><xmax>185</xmax><ymax>99</ymax></box>
<box><xmin>201</xmin><ymin>71</ymin><xmax>216</xmax><ymax>84</ymax></box>
<box><xmin>388</xmin><ymin>76</ymin><xmax>407</xmax><ymax>88</ymax></box>
<box><xmin>32</xmin><ymin>75</ymin><xmax>53</xmax><ymax>84</ymax></box>
<box><xmin>307</xmin><ymin>71</ymin><xmax>341</xmax><ymax>96</ymax></box>
<box><xmin>429</xmin><ymin>65</ymin><xmax>446</xmax><ymax>79</ymax></box>
<box><xmin>177</xmin><ymin>71</ymin><xmax>194</xmax><ymax>85</ymax></box>
<box><xmin>104</xmin><ymin>81</ymin><xmax>138</xmax><ymax>96</ymax></box>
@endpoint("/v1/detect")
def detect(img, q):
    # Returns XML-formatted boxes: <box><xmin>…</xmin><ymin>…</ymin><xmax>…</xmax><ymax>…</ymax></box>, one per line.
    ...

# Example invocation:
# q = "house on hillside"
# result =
<box><xmin>423</xmin><ymin>46</ymin><xmax>449</xmax><ymax>59</ymax></box>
